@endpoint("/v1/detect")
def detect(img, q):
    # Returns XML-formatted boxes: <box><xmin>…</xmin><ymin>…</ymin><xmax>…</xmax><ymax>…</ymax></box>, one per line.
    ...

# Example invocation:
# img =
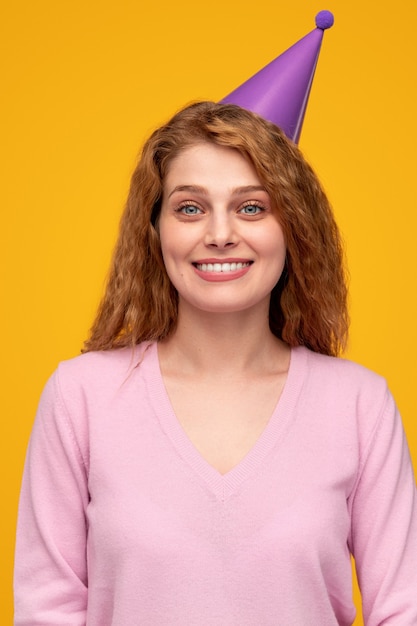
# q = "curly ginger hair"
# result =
<box><xmin>83</xmin><ymin>102</ymin><xmax>349</xmax><ymax>356</ymax></box>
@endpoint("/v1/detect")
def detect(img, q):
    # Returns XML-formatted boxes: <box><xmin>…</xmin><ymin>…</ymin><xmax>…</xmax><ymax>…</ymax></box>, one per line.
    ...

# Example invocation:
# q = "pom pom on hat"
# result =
<box><xmin>315</xmin><ymin>10</ymin><xmax>334</xmax><ymax>30</ymax></box>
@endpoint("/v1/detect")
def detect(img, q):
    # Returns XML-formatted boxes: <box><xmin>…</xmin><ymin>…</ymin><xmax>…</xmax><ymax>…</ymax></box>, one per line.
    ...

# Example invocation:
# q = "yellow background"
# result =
<box><xmin>1</xmin><ymin>0</ymin><xmax>416</xmax><ymax>623</ymax></box>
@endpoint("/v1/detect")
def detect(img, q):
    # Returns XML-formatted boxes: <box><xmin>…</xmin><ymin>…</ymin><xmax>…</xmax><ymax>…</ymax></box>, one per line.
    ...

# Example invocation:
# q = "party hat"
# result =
<box><xmin>220</xmin><ymin>11</ymin><xmax>334</xmax><ymax>143</ymax></box>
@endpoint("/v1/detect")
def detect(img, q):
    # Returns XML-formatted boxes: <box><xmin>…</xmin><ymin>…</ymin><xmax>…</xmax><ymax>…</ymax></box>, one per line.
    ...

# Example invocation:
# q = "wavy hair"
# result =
<box><xmin>83</xmin><ymin>101</ymin><xmax>349</xmax><ymax>356</ymax></box>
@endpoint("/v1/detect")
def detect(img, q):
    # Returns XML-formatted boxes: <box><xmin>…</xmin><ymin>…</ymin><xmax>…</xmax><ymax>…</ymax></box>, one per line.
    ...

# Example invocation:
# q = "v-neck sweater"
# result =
<box><xmin>14</xmin><ymin>342</ymin><xmax>417</xmax><ymax>625</ymax></box>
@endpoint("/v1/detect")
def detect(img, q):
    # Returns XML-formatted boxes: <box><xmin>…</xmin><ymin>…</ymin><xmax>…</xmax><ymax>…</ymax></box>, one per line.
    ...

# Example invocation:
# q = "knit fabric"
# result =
<box><xmin>14</xmin><ymin>343</ymin><xmax>417</xmax><ymax>625</ymax></box>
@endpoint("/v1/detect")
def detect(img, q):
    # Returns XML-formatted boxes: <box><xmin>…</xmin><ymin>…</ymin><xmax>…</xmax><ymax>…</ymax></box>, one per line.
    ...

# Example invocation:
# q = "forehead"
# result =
<box><xmin>163</xmin><ymin>142</ymin><xmax>262</xmax><ymax>191</ymax></box>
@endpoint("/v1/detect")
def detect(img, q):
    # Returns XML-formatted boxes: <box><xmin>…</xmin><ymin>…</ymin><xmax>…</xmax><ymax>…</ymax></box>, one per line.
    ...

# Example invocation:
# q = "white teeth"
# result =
<box><xmin>196</xmin><ymin>262</ymin><xmax>250</xmax><ymax>272</ymax></box>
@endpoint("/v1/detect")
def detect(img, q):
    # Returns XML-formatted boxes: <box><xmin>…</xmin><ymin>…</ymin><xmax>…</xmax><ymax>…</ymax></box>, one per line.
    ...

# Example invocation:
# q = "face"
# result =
<box><xmin>158</xmin><ymin>142</ymin><xmax>286</xmax><ymax>317</ymax></box>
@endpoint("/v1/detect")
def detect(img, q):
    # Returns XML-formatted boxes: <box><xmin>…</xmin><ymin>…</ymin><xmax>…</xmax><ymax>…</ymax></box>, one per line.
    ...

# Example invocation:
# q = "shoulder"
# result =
<box><xmin>43</xmin><ymin>342</ymin><xmax>155</xmax><ymax>414</ymax></box>
<box><xmin>57</xmin><ymin>341</ymin><xmax>153</xmax><ymax>383</ymax></box>
<box><xmin>294</xmin><ymin>345</ymin><xmax>388</xmax><ymax>395</ymax></box>
<box><xmin>31</xmin><ymin>343</ymin><xmax>157</xmax><ymax>471</ymax></box>
<box><xmin>292</xmin><ymin>347</ymin><xmax>393</xmax><ymax>441</ymax></box>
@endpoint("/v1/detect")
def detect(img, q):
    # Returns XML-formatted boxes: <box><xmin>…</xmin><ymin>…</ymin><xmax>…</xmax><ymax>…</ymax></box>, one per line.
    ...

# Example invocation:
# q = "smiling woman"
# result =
<box><xmin>158</xmin><ymin>142</ymin><xmax>286</xmax><ymax>314</ymax></box>
<box><xmin>14</xmin><ymin>100</ymin><xmax>417</xmax><ymax>625</ymax></box>
<box><xmin>82</xmin><ymin>102</ymin><xmax>348</xmax><ymax>356</ymax></box>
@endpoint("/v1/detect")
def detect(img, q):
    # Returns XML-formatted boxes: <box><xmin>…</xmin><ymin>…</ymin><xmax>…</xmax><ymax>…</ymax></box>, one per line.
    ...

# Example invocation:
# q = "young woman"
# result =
<box><xmin>14</xmin><ymin>102</ymin><xmax>417</xmax><ymax>625</ymax></box>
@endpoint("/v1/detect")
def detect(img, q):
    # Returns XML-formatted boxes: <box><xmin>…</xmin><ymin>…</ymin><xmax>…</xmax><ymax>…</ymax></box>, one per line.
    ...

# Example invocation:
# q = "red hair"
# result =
<box><xmin>83</xmin><ymin>102</ymin><xmax>349</xmax><ymax>356</ymax></box>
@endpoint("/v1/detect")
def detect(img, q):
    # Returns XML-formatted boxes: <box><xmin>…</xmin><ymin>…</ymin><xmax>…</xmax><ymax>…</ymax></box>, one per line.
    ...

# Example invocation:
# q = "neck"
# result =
<box><xmin>158</xmin><ymin>301</ymin><xmax>290</xmax><ymax>377</ymax></box>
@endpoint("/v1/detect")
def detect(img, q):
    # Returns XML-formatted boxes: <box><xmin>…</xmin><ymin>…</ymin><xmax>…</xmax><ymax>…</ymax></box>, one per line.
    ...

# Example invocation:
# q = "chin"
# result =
<box><xmin>180</xmin><ymin>295</ymin><xmax>271</xmax><ymax>316</ymax></box>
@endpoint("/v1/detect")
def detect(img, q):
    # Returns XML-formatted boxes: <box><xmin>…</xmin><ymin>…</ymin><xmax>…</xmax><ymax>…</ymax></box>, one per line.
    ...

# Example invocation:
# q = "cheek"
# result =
<box><xmin>158</xmin><ymin>223</ymin><xmax>178</xmax><ymax>264</ymax></box>
<box><xmin>159</xmin><ymin>223</ymin><xmax>198</xmax><ymax>262</ymax></box>
<box><xmin>257</xmin><ymin>227</ymin><xmax>286</xmax><ymax>262</ymax></box>
<box><xmin>263</xmin><ymin>232</ymin><xmax>287</xmax><ymax>285</ymax></box>
<box><xmin>158</xmin><ymin>229</ymin><xmax>190</xmax><ymax>285</ymax></box>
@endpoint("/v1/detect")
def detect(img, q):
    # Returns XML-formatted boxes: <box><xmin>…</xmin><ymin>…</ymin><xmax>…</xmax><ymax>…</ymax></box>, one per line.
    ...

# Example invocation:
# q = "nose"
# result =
<box><xmin>204</xmin><ymin>211</ymin><xmax>237</xmax><ymax>249</ymax></box>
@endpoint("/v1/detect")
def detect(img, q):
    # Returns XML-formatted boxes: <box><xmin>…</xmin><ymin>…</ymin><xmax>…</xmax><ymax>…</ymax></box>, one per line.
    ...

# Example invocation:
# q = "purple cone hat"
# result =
<box><xmin>220</xmin><ymin>10</ymin><xmax>334</xmax><ymax>143</ymax></box>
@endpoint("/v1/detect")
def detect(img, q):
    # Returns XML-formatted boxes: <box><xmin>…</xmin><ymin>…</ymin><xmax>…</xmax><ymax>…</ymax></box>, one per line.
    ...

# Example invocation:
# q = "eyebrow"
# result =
<box><xmin>168</xmin><ymin>184</ymin><xmax>268</xmax><ymax>199</ymax></box>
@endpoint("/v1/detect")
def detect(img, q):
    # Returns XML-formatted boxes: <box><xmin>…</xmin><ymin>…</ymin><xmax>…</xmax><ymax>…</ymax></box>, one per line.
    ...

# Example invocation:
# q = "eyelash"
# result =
<box><xmin>238</xmin><ymin>202</ymin><xmax>266</xmax><ymax>215</ymax></box>
<box><xmin>175</xmin><ymin>202</ymin><xmax>203</xmax><ymax>215</ymax></box>
<box><xmin>175</xmin><ymin>200</ymin><xmax>267</xmax><ymax>216</ymax></box>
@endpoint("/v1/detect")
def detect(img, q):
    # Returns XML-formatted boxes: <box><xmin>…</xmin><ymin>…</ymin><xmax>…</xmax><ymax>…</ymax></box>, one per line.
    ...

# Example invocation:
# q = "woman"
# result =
<box><xmin>14</xmin><ymin>102</ymin><xmax>417</xmax><ymax>625</ymax></box>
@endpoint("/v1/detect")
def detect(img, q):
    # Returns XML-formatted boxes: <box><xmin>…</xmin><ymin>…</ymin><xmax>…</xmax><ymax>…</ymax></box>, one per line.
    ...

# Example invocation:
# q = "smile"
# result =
<box><xmin>194</xmin><ymin>262</ymin><xmax>251</xmax><ymax>273</ymax></box>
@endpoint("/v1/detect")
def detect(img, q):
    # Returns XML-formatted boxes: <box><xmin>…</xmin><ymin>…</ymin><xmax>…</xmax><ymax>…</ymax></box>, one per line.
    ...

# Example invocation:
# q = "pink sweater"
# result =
<box><xmin>14</xmin><ymin>343</ymin><xmax>417</xmax><ymax>625</ymax></box>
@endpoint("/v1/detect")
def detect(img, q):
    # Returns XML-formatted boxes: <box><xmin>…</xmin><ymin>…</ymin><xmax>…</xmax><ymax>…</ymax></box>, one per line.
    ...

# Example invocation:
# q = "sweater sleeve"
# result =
<box><xmin>14</xmin><ymin>371</ymin><xmax>89</xmax><ymax>626</ymax></box>
<box><xmin>349</xmin><ymin>386</ymin><xmax>417</xmax><ymax>625</ymax></box>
